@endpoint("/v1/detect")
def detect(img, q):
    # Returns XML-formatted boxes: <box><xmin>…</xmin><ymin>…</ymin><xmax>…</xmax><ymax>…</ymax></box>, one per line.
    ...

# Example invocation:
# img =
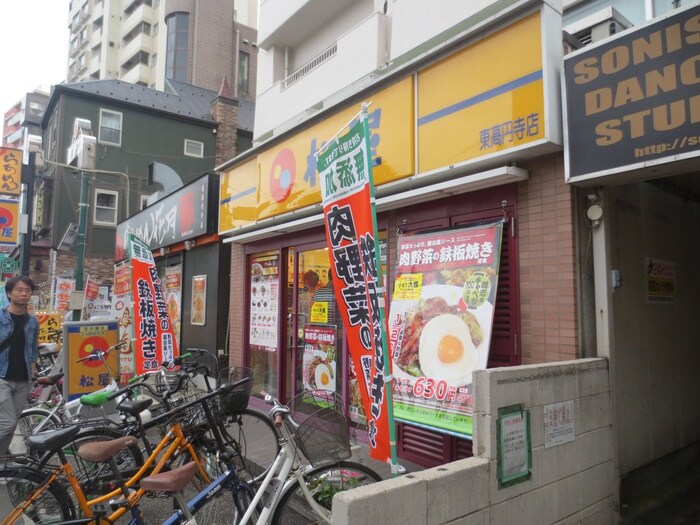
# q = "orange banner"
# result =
<box><xmin>0</xmin><ymin>198</ymin><xmax>20</xmax><ymax>245</ymax></box>
<box><xmin>318</xmin><ymin>114</ymin><xmax>393</xmax><ymax>463</ymax></box>
<box><xmin>128</xmin><ymin>233</ymin><xmax>178</xmax><ymax>373</ymax></box>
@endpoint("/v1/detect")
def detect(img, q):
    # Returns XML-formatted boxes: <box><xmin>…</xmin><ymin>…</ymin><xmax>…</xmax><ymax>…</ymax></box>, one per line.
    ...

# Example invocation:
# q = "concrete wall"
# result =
<box><xmin>333</xmin><ymin>358</ymin><xmax>614</xmax><ymax>525</ymax></box>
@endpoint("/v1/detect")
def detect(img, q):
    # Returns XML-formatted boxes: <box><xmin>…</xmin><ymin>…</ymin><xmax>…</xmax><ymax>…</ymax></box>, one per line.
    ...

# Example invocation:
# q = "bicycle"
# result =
<box><xmin>8</xmin><ymin>341</ymin><xmax>131</xmax><ymax>456</ymax></box>
<box><xmin>0</xmin><ymin>374</ymin><xmax>254</xmax><ymax>525</ymax></box>
<box><xmin>237</xmin><ymin>390</ymin><xmax>383</xmax><ymax>524</ymax></box>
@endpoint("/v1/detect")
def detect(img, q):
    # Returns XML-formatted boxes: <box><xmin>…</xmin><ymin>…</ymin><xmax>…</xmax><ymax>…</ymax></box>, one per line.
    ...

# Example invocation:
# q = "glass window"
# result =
<box><xmin>94</xmin><ymin>189</ymin><xmax>118</xmax><ymax>226</ymax></box>
<box><xmin>165</xmin><ymin>12</ymin><xmax>189</xmax><ymax>82</ymax></box>
<box><xmin>98</xmin><ymin>109</ymin><xmax>122</xmax><ymax>146</ymax></box>
<box><xmin>184</xmin><ymin>139</ymin><xmax>203</xmax><ymax>158</ymax></box>
<box><xmin>238</xmin><ymin>51</ymin><xmax>250</xmax><ymax>94</ymax></box>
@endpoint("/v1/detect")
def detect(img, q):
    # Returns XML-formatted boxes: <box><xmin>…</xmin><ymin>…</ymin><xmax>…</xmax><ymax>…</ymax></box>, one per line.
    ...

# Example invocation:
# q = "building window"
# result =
<box><xmin>184</xmin><ymin>139</ymin><xmax>203</xmax><ymax>158</ymax></box>
<box><xmin>98</xmin><ymin>109</ymin><xmax>122</xmax><ymax>146</ymax></box>
<box><xmin>94</xmin><ymin>189</ymin><xmax>119</xmax><ymax>226</ymax></box>
<box><xmin>165</xmin><ymin>12</ymin><xmax>189</xmax><ymax>82</ymax></box>
<box><xmin>238</xmin><ymin>51</ymin><xmax>250</xmax><ymax>95</ymax></box>
<box><xmin>140</xmin><ymin>194</ymin><xmax>151</xmax><ymax>210</ymax></box>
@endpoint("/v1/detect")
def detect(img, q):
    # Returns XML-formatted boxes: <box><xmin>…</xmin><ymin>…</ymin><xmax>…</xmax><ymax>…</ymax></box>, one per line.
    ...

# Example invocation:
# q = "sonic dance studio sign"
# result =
<box><xmin>563</xmin><ymin>4</ymin><xmax>700</xmax><ymax>182</ymax></box>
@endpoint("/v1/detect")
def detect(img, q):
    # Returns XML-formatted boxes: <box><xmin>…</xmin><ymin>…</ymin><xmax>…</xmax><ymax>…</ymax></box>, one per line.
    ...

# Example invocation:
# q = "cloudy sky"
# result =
<box><xmin>0</xmin><ymin>0</ymin><xmax>70</xmax><ymax>114</ymax></box>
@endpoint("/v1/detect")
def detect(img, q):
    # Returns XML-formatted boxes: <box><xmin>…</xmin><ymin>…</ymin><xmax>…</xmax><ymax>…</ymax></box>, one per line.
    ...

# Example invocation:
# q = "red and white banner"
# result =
<box><xmin>318</xmin><ymin>112</ymin><xmax>393</xmax><ymax>463</ymax></box>
<box><xmin>127</xmin><ymin>232</ymin><xmax>178</xmax><ymax>373</ymax></box>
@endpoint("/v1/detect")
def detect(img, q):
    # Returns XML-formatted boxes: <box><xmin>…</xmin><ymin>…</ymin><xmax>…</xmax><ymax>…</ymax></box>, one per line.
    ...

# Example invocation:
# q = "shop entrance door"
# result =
<box><xmin>285</xmin><ymin>245</ymin><xmax>342</xmax><ymax>403</ymax></box>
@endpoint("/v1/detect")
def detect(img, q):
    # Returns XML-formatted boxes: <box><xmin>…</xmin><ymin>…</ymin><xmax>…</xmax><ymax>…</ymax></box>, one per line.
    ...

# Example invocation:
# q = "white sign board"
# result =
<box><xmin>544</xmin><ymin>400</ymin><xmax>575</xmax><ymax>448</ymax></box>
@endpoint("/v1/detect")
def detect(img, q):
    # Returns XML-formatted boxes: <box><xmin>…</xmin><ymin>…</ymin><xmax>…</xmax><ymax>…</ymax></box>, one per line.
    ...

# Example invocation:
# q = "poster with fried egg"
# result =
<box><xmin>302</xmin><ymin>325</ymin><xmax>337</xmax><ymax>398</ymax></box>
<box><xmin>388</xmin><ymin>222</ymin><xmax>503</xmax><ymax>438</ymax></box>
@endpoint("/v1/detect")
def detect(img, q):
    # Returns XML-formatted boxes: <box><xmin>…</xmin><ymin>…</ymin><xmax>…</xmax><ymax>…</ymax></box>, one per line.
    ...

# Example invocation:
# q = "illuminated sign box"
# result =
<box><xmin>563</xmin><ymin>3</ymin><xmax>700</xmax><ymax>183</ymax></box>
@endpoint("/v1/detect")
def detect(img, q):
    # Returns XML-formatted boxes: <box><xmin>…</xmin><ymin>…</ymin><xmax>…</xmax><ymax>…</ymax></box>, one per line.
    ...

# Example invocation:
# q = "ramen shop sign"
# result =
<box><xmin>563</xmin><ymin>4</ymin><xmax>700</xmax><ymax>181</ymax></box>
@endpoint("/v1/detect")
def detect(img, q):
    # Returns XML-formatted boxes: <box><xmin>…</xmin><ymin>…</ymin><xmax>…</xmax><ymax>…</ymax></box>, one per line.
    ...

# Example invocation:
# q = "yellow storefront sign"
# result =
<box><xmin>219</xmin><ymin>77</ymin><xmax>414</xmax><ymax>233</ymax></box>
<box><xmin>417</xmin><ymin>12</ymin><xmax>545</xmax><ymax>173</ymax></box>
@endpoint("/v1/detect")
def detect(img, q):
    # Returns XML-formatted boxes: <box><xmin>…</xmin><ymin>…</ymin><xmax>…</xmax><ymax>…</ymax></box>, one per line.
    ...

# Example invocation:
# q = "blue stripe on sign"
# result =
<box><xmin>417</xmin><ymin>70</ymin><xmax>543</xmax><ymax>127</ymax></box>
<box><xmin>221</xmin><ymin>186</ymin><xmax>256</xmax><ymax>205</ymax></box>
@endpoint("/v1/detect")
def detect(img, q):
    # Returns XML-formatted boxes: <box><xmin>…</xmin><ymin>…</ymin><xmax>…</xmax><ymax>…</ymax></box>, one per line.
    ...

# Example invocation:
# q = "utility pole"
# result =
<box><xmin>20</xmin><ymin>152</ymin><xmax>36</xmax><ymax>276</ymax></box>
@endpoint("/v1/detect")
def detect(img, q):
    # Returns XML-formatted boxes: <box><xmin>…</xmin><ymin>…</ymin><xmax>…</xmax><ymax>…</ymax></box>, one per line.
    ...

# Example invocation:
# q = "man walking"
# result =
<box><xmin>0</xmin><ymin>276</ymin><xmax>39</xmax><ymax>455</ymax></box>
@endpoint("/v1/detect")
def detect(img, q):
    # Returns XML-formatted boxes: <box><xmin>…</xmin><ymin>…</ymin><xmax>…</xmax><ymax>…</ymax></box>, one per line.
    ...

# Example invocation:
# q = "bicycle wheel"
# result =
<box><xmin>271</xmin><ymin>461</ymin><xmax>382</xmax><ymax>525</ymax></box>
<box><xmin>8</xmin><ymin>408</ymin><xmax>61</xmax><ymax>456</ymax></box>
<box><xmin>0</xmin><ymin>465</ymin><xmax>76</xmax><ymax>524</ymax></box>
<box><xmin>219</xmin><ymin>408</ymin><xmax>280</xmax><ymax>483</ymax></box>
<box><xmin>233</xmin><ymin>480</ymin><xmax>261</xmax><ymax>524</ymax></box>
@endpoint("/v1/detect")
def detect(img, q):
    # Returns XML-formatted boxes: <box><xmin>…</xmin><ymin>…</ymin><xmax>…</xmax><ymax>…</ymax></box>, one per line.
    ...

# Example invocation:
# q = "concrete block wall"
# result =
<box><xmin>333</xmin><ymin>358</ymin><xmax>614</xmax><ymax>525</ymax></box>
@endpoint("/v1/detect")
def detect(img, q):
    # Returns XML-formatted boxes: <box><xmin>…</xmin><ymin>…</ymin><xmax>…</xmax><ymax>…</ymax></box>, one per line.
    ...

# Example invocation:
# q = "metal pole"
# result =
<box><xmin>73</xmin><ymin>170</ymin><xmax>89</xmax><ymax>321</ymax></box>
<box><xmin>20</xmin><ymin>152</ymin><xmax>36</xmax><ymax>276</ymax></box>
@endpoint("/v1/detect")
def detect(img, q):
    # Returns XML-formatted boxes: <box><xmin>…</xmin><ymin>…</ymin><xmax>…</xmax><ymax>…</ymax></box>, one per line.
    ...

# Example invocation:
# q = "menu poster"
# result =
<box><xmin>165</xmin><ymin>264</ymin><xmax>183</xmax><ymax>346</ymax></box>
<box><xmin>249</xmin><ymin>255</ymin><xmax>279</xmax><ymax>351</ymax></box>
<box><xmin>191</xmin><ymin>275</ymin><xmax>207</xmax><ymax>326</ymax></box>
<box><xmin>302</xmin><ymin>324</ymin><xmax>337</xmax><ymax>397</ymax></box>
<box><xmin>389</xmin><ymin>222</ymin><xmax>503</xmax><ymax>437</ymax></box>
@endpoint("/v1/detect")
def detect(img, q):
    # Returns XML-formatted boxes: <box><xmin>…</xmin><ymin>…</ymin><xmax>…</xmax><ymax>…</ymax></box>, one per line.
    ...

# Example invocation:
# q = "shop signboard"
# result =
<box><xmin>219</xmin><ymin>77</ymin><xmax>414</xmax><ymax>233</ymax></box>
<box><xmin>53</xmin><ymin>277</ymin><xmax>75</xmax><ymax>312</ymax></box>
<box><xmin>127</xmin><ymin>232</ymin><xmax>178</xmax><ymax>373</ymax></box>
<box><xmin>63</xmin><ymin>320</ymin><xmax>119</xmax><ymax>401</ymax></box>
<box><xmin>563</xmin><ymin>3</ymin><xmax>700</xmax><ymax>183</ymax></box>
<box><xmin>37</xmin><ymin>312</ymin><xmax>63</xmax><ymax>344</ymax></box>
<box><xmin>0</xmin><ymin>198</ymin><xmax>20</xmax><ymax>246</ymax></box>
<box><xmin>81</xmin><ymin>276</ymin><xmax>101</xmax><ymax>320</ymax></box>
<box><xmin>388</xmin><ymin>222</ymin><xmax>503</xmax><ymax>437</ymax></box>
<box><xmin>116</xmin><ymin>176</ymin><xmax>210</xmax><ymax>259</ymax></box>
<box><xmin>0</xmin><ymin>147</ymin><xmax>22</xmax><ymax>196</ymax></box>
<box><xmin>318</xmin><ymin>110</ymin><xmax>394</xmax><ymax>464</ymax></box>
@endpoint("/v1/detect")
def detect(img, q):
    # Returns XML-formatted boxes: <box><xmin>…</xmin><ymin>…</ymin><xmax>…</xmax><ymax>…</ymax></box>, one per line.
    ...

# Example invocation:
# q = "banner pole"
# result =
<box><xmin>360</xmin><ymin>104</ymin><xmax>401</xmax><ymax>476</ymax></box>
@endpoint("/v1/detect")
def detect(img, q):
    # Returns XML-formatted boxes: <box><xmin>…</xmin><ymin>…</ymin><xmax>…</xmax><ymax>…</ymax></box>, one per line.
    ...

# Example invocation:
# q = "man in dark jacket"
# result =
<box><xmin>0</xmin><ymin>276</ymin><xmax>39</xmax><ymax>454</ymax></box>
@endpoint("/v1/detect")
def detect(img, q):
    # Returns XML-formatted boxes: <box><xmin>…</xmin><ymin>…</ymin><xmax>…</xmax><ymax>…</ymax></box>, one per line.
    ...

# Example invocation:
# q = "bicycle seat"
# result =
<box><xmin>140</xmin><ymin>461</ymin><xmax>197</xmax><ymax>493</ymax></box>
<box><xmin>77</xmin><ymin>436</ymin><xmax>139</xmax><ymax>463</ymax></box>
<box><xmin>25</xmin><ymin>426</ymin><xmax>80</xmax><ymax>453</ymax></box>
<box><xmin>118</xmin><ymin>397</ymin><xmax>153</xmax><ymax>416</ymax></box>
<box><xmin>36</xmin><ymin>372</ymin><xmax>65</xmax><ymax>386</ymax></box>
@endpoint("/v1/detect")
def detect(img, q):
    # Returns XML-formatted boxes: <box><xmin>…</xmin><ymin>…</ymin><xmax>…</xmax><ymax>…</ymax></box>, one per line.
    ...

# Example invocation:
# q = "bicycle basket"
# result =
<box><xmin>217</xmin><ymin>366</ymin><xmax>254</xmax><ymax>415</ymax></box>
<box><xmin>286</xmin><ymin>391</ymin><xmax>351</xmax><ymax>467</ymax></box>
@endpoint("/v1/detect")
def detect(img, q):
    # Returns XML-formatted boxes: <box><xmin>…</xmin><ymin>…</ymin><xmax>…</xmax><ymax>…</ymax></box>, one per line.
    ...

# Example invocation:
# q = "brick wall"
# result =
<box><xmin>212</xmin><ymin>96</ymin><xmax>239</xmax><ymax>167</ymax></box>
<box><xmin>517</xmin><ymin>154</ymin><xmax>578</xmax><ymax>364</ymax></box>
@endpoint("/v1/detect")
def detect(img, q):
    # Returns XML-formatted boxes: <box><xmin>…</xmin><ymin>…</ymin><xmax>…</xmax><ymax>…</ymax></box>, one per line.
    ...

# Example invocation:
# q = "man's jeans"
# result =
<box><xmin>0</xmin><ymin>378</ymin><xmax>31</xmax><ymax>455</ymax></box>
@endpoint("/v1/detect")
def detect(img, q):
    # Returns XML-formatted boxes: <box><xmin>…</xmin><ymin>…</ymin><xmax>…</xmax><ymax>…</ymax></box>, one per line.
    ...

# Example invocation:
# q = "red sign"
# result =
<box><xmin>128</xmin><ymin>233</ymin><xmax>178</xmax><ymax>373</ymax></box>
<box><xmin>318</xmin><ymin>115</ymin><xmax>392</xmax><ymax>463</ymax></box>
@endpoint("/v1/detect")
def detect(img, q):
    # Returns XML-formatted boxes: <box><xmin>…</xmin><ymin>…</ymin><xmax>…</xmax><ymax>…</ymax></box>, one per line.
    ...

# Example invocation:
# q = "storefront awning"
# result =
<box><xmin>222</xmin><ymin>165</ymin><xmax>528</xmax><ymax>244</ymax></box>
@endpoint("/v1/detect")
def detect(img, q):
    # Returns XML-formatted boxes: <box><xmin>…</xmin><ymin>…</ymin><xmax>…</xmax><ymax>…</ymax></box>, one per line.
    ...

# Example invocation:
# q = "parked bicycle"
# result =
<box><xmin>236</xmin><ymin>390</ymin><xmax>383</xmax><ymax>524</ymax></box>
<box><xmin>0</xmin><ymin>373</ymin><xmax>255</xmax><ymax>525</ymax></box>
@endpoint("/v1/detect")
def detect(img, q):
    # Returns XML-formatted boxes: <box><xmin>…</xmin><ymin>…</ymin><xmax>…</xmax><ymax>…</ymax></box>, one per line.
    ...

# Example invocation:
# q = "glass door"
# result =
<box><xmin>286</xmin><ymin>245</ymin><xmax>342</xmax><ymax>403</ymax></box>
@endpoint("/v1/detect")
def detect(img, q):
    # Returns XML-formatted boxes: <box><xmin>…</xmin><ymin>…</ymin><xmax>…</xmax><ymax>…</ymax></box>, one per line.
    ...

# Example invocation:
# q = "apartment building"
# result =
<box><xmin>67</xmin><ymin>0</ymin><xmax>258</xmax><ymax>99</ymax></box>
<box><xmin>1</xmin><ymin>88</ymin><xmax>49</xmax><ymax>158</ymax></box>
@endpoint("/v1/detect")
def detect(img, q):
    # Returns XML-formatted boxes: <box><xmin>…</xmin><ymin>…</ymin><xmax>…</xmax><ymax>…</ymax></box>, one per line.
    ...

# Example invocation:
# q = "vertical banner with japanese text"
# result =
<box><xmin>113</xmin><ymin>262</ymin><xmax>135</xmax><ymax>382</ymax></box>
<box><xmin>127</xmin><ymin>233</ymin><xmax>178</xmax><ymax>373</ymax></box>
<box><xmin>37</xmin><ymin>312</ymin><xmax>63</xmax><ymax>344</ymax></box>
<box><xmin>318</xmin><ymin>111</ymin><xmax>394</xmax><ymax>464</ymax></box>
<box><xmin>0</xmin><ymin>147</ymin><xmax>22</xmax><ymax>196</ymax></box>
<box><xmin>53</xmin><ymin>277</ymin><xmax>76</xmax><ymax>312</ymax></box>
<box><xmin>389</xmin><ymin>223</ymin><xmax>503</xmax><ymax>437</ymax></box>
<box><xmin>81</xmin><ymin>276</ymin><xmax>101</xmax><ymax>320</ymax></box>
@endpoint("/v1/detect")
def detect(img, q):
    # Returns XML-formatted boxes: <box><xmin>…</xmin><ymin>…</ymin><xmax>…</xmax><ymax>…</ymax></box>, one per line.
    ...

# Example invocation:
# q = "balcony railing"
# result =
<box><xmin>281</xmin><ymin>43</ymin><xmax>337</xmax><ymax>91</ymax></box>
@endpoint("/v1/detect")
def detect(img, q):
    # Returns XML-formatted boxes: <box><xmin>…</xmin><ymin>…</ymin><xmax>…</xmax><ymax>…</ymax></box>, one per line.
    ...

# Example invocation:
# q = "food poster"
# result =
<box><xmin>318</xmin><ymin>115</ymin><xmax>393</xmax><ymax>463</ymax></box>
<box><xmin>191</xmin><ymin>275</ymin><xmax>207</xmax><ymax>326</ymax></box>
<box><xmin>113</xmin><ymin>262</ymin><xmax>135</xmax><ymax>382</ymax></box>
<box><xmin>165</xmin><ymin>264</ymin><xmax>183</xmax><ymax>347</ymax></box>
<box><xmin>127</xmin><ymin>232</ymin><xmax>177</xmax><ymax>373</ymax></box>
<box><xmin>302</xmin><ymin>325</ymin><xmax>337</xmax><ymax>398</ymax></box>
<box><xmin>37</xmin><ymin>312</ymin><xmax>63</xmax><ymax>344</ymax></box>
<box><xmin>646</xmin><ymin>258</ymin><xmax>675</xmax><ymax>303</ymax></box>
<box><xmin>249</xmin><ymin>255</ymin><xmax>280</xmax><ymax>351</ymax></box>
<box><xmin>63</xmin><ymin>321</ymin><xmax>119</xmax><ymax>401</ymax></box>
<box><xmin>389</xmin><ymin>222</ymin><xmax>503</xmax><ymax>438</ymax></box>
